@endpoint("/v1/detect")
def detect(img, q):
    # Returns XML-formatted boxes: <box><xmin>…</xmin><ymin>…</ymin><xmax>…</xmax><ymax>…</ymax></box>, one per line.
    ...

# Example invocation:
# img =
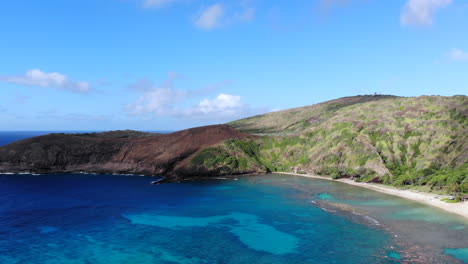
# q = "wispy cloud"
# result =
<box><xmin>127</xmin><ymin>78</ymin><xmax>155</xmax><ymax>91</ymax></box>
<box><xmin>318</xmin><ymin>0</ymin><xmax>353</xmax><ymax>11</ymax></box>
<box><xmin>96</xmin><ymin>78</ymin><xmax>112</xmax><ymax>87</ymax></box>
<box><xmin>139</xmin><ymin>0</ymin><xmax>255</xmax><ymax>30</ymax></box>
<box><xmin>36</xmin><ymin>110</ymin><xmax>110</xmax><ymax>121</ymax></box>
<box><xmin>316</xmin><ymin>0</ymin><xmax>369</xmax><ymax>17</ymax></box>
<box><xmin>126</xmin><ymin>73</ymin><xmax>264</xmax><ymax>121</ymax></box>
<box><xmin>194</xmin><ymin>2</ymin><xmax>255</xmax><ymax>30</ymax></box>
<box><xmin>143</xmin><ymin>0</ymin><xmax>179</xmax><ymax>9</ymax></box>
<box><xmin>401</xmin><ymin>0</ymin><xmax>452</xmax><ymax>27</ymax></box>
<box><xmin>233</xmin><ymin>6</ymin><xmax>255</xmax><ymax>22</ymax></box>
<box><xmin>195</xmin><ymin>3</ymin><xmax>225</xmax><ymax>30</ymax></box>
<box><xmin>126</xmin><ymin>73</ymin><xmax>188</xmax><ymax>116</ymax></box>
<box><xmin>0</xmin><ymin>69</ymin><xmax>91</xmax><ymax>93</ymax></box>
<box><xmin>13</xmin><ymin>93</ymin><xmax>29</xmax><ymax>104</ymax></box>
<box><xmin>449</xmin><ymin>48</ymin><xmax>468</xmax><ymax>61</ymax></box>
<box><xmin>127</xmin><ymin>72</ymin><xmax>180</xmax><ymax>92</ymax></box>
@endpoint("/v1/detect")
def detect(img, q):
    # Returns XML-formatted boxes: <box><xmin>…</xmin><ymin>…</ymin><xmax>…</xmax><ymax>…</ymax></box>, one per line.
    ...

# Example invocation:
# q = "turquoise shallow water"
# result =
<box><xmin>444</xmin><ymin>248</ymin><xmax>468</xmax><ymax>263</ymax></box>
<box><xmin>0</xmin><ymin>173</ymin><xmax>466</xmax><ymax>263</ymax></box>
<box><xmin>123</xmin><ymin>212</ymin><xmax>298</xmax><ymax>254</ymax></box>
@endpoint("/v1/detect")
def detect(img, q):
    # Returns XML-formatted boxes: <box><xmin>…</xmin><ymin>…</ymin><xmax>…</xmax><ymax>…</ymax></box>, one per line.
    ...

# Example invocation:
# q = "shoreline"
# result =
<box><xmin>274</xmin><ymin>172</ymin><xmax>468</xmax><ymax>220</ymax></box>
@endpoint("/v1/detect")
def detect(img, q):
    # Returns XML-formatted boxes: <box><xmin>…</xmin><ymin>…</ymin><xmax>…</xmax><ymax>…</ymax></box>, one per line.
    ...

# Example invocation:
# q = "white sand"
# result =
<box><xmin>274</xmin><ymin>172</ymin><xmax>468</xmax><ymax>220</ymax></box>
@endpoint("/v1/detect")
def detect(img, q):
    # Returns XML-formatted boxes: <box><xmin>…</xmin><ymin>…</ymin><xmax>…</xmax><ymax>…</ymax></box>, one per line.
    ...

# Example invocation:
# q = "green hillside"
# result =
<box><xmin>228</xmin><ymin>95</ymin><xmax>398</xmax><ymax>135</ymax></box>
<box><xmin>193</xmin><ymin>95</ymin><xmax>468</xmax><ymax>198</ymax></box>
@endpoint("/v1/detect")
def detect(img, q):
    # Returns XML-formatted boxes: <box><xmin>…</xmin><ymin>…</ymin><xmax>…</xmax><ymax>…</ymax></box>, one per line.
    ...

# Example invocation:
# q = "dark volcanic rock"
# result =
<box><xmin>0</xmin><ymin>125</ymin><xmax>258</xmax><ymax>181</ymax></box>
<box><xmin>71</xmin><ymin>130</ymin><xmax>159</xmax><ymax>139</ymax></box>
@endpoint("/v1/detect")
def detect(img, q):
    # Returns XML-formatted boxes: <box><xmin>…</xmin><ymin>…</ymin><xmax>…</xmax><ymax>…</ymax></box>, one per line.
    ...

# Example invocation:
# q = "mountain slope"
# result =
<box><xmin>228</xmin><ymin>95</ymin><xmax>398</xmax><ymax>135</ymax></box>
<box><xmin>222</xmin><ymin>95</ymin><xmax>467</xmax><ymax>195</ymax></box>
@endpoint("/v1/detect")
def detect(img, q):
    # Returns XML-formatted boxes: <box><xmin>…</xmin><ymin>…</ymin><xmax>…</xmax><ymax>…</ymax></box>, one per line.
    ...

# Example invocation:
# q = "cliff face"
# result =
<box><xmin>0</xmin><ymin>125</ymin><xmax>265</xmax><ymax>180</ymax></box>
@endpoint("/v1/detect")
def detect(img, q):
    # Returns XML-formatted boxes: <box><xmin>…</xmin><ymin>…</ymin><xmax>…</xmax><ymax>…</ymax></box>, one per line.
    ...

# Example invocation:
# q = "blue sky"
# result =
<box><xmin>0</xmin><ymin>0</ymin><xmax>467</xmax><ymax>131</ymax></box>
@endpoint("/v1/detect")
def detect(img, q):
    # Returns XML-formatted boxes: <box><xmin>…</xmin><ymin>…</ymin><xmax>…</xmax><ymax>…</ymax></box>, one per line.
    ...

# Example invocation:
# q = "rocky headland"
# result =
<box><xmin>0</xmin><ymin>125</ymin><xmax>265</xmax><ymax>181</ymax></box>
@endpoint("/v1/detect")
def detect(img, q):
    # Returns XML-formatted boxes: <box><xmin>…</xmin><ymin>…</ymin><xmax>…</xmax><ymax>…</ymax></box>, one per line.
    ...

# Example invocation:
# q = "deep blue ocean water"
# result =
<box><xmin>0</xmin><ymin>132</ymin><xmax>467</xmax><ymax>263</ymax></box>
<box><xmin>0</xmin><ymin>131</ymin><xmax>58</xmax><ymax>146</ymax></box>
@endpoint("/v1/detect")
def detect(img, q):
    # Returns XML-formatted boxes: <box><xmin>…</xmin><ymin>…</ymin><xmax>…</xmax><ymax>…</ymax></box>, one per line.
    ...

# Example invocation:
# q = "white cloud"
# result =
<box><xmin>0</xmin><ymin>69</ymin><xmax>91</xmax><ymax>93</ymax></box>
<box><xmin>401</xmin><ymin>0</ymin><xmax>452</xmax><ymax>26</ymax></box>
<box><xmin>126</xmin><ymin>74</ymin><xmax>264</xmax><ymax>121</ymax></box>
<box><xmin>197</xmin><ymin>94</ymin><xmax>243</xmax><ymax>115</ymax></box>
<box><xmin>127</xmin><ymin>87</ymin><xmax>188</xmax><ymax>116</ymax></box>
<box><xmin>449</xmin><ymin>48</ymin><xmax>468</xmax><ymax>61</ymax></box>
<box><xmin>195</xmin><ymin>4</ymin><xmax>225</xmax><ymax>30</ymax></box>
<box><xmin>143</xmin><ymin>0</ymin><xmax>178</xmax><ymax>8</ymax></box>
<box><xmin>187</xmin><ymin>93</ymin><xmax>267</xmax><ymax>121</ymax></box>
<box><xmin>126</xmin><ymin>73</ymin><xmax>186</xmax><ymax>115</ymax></box>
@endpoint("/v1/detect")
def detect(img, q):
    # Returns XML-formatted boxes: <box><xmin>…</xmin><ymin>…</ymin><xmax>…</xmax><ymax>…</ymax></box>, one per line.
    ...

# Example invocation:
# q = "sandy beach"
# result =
<box><xmin>274</xmin><ymin>172</ymin><xmax>468</xmax><ymax>220</ymax></box>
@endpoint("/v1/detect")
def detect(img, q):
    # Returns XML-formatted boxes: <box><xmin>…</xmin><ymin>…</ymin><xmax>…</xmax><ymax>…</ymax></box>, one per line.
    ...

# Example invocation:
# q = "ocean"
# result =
<box><xmin>0</xmin><ymin>132</ymin><xmax>467</xmax><ymax>263</ymax></box>
<box><xmin>0</xmin><ymin>131</ymin><xmax>60</xmax><ymax>146</ymax></box>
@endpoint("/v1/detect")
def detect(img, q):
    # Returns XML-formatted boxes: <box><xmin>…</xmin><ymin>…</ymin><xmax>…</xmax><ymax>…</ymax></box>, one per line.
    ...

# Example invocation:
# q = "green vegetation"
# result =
<box><xmin>223</xmin><ymin>95</ymin><xmax>467</xmax><ymax>194</ymax></box>
<box><xmin>191</xmin><ymin>95</ymin><xmax>466</xmax><ymax>193</ymax></box>
<box><xmin>190</xmin><ymin>139</ymin><xmax>274</xmax><ymax>175</ymax></box>
<box><xmin>228</xmin><ymin>95</ymin><xmax>398</xmax><ymax>136</ymax></box>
